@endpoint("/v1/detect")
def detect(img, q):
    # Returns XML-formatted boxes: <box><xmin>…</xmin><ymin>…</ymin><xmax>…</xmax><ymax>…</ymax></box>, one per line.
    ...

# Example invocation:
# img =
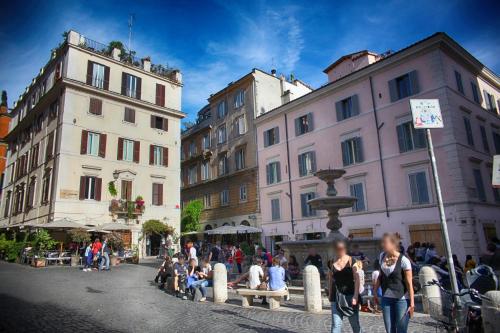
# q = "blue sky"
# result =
<box><xmin>0</xmin><ymin>0</ymin><xmax>499</xmax><ymax>122</ymax></box>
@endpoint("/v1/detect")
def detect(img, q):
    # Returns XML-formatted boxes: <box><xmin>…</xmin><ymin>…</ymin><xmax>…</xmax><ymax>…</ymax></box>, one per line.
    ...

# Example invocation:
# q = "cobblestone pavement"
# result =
<box><xmin>0</xmin><ymin>261</ymin><xmax>443</xmax><ymax>333</ymax></box>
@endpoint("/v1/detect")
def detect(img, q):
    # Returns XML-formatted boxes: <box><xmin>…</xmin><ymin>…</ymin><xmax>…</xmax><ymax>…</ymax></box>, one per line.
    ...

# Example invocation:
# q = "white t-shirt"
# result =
<box><xmin>189</xmin><ymin>247</ymin><xmax>198</xmax><ymax>266</ymax></box>
<box><xmin>379</xmin><ymin>253</ymin><xmax>412</xmax><ymax>299</ymax></box>
<box><xmin>248</xmin><ymin>265</ymin><xmax>264</xmax><ymax>289</ymax></box>
<box><xmin>371</xmin><ymin>270</ymin><xmax>380</xmax><ymax>284</ymax></box>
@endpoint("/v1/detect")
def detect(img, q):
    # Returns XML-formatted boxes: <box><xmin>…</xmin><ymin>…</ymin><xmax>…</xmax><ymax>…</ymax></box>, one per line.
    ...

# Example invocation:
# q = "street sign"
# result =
<box><xmin>410</xmin><ymin>99</ymin><xmax>443</xmax><ymax>128</ymax></box>
<box><xmin>493</xmin><ymin>155</ymin><xmax>500</xmax><ymax>188</ymax></box>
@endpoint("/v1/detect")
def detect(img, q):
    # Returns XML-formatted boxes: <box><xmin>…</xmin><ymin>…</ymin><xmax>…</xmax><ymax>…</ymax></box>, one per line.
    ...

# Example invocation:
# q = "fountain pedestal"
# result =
<box><xmin>279</xmin><ymin>169</ymin><xmax>381</xmax><ymax>268</ymax></box>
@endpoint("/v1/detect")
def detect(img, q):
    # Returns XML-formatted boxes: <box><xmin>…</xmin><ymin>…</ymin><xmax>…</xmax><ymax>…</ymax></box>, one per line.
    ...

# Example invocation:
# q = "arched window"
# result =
<box><xmin>204</xmin><ymin>224</ymin><xmax>212</xmax><ymax>231</ymax></box>
<box><xmin>240</xmin><ymin>220</ymin><xmax>250</xmax><ymax>226</ymax></box>
<box><xmin>223</xmin><ymin>222</ymin><xmax>230</xmax><ymax>226</ymax></box>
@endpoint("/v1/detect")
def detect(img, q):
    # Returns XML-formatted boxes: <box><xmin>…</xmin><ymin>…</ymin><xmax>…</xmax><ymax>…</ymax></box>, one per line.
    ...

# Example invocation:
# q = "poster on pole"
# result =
<box><xmin>410</xmin><ymin>99</ymin><xmax>444</xmax><ymax>128</ymax></box>
<box><xmin>493</xmin><ymin>155</ymin><xmax>500</xmax><ymax>188</ymax></box>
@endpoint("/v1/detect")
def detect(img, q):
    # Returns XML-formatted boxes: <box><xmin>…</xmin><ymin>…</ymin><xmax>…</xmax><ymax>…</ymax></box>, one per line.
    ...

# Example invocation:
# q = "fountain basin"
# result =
<box><xmin>308</xmin><ymin>196</ymin><xmax>357</xmax><ymax>210</ymax></box>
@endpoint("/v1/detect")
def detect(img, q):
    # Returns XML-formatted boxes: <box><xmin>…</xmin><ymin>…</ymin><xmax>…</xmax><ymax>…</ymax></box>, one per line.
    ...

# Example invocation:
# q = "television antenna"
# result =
<box><xmin>128</xmin><ymin>14</ymin><xmax>135</xmax><ymax>52</ymax></box>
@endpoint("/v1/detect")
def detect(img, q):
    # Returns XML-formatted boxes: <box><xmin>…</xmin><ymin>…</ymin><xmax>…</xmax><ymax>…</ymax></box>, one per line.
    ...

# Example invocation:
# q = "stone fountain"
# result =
<box><xmin>279</xmin><ymin>169</ymin><xmax>381</xmax><ymax>269</ymax></box>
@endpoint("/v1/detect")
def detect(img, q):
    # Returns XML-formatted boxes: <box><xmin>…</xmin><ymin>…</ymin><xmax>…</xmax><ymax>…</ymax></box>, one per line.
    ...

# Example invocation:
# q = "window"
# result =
<box><xmin>203</xmin><ymin>193</ymin><xmax>211</xmax><ymax>208</ymax></box>
<box><xmin>300</xmin><ymin>192</ymin><xmax>316</xmax><ymax>217</ymax></box>
<box><xmin>41</xmin><ymin>170</ymin><xmax>51</xmax><ymax>204</ymax></box>
<box><xmin>217</xmin><ymin>101</ymin><xmax>227</xmax><ymax>118</ymax></box>
<box><xmin>26</xmin><ymin>177</ymin><xmax>36</xmax><ymax>210</ymax></box>
<box><xmin>79</xmin><ymin>176</ymin><xmax>101</xmax><ymax>201</ymax></box>
<box><xmin>86</xmin><ymin>132</ymin><xmax>100</xmax><ymax>156</ymax></box>
<box><xmin>235</xmin><ymin>116</ymin><xmax>246</xmax><ymax>136</ymax></box>
<box><xmin>271</xmin><ymin>198</ymin><xmax>280</xmax><ymax>221</ymax></box>
<box><xmin>484</xmin><ymin>91</ymin><xmax>497</xmax><ymax>113</ymax></box>
<box><xmin>121</xmin><ymin>180</ymin><xmax>132</xmax><ymax>201</ymax></box>
<box><xmin>220</xmin><ymin>190</ymin><xmax>229</xmax><ymax>206</ymax></box>
<box><xmin>480</xmin><ymin>126</ymin><xmax>490</xmax><ymax>153</ymax></box>
<box><xmin>217</xmin><ymin>124</ymin><xmax>227</xmax><ymax>144</ymax></box>
<box><xmin>189</xmin><ymin>141</ymin><xmax>197</xmax><ymax>157</ymax></box>
<box><xmin>152</xmin><ymin>183</ymin><xmax>163</xmax><ymax>206</ymax></box>
<box><xmin>408</xmin><ymin>171</ymin><xmax>430</xmax><ymax>205</ymax></box>
<box><xmin>234</xmin><ymin>90</ymin><xmax>245</xmax><ymax>108</ymax></box>
<box><xmin>389</xmin><ymin>71</ymin><xmax>419</xmax><ymax>102</ymax></box>
<box><xmin>235</xmin><ymin>148</ymin><xmax>245</xmax><ymax>170</ymax></box>
<box><xmin>124</xmin><ymin>107</ymin><xmax>135</xmax><ymax>123</ymax></box>
<box><xmin>295</xmin><ymin>113</ymin><xmax>314</xmax><ymax>136</ymax></box>
<box><xmin>239</xmin><ymin>184</ymin><xmax>247</xmax><ymax>202</ymax></box>
<box><xmin>45</xmin><ymin>132</ymin><xmax>54</xmax><ymax>161</ymax></box>
<box><xmin>336</xmin><ymin>95</ymin><xmax>359</xmax><ymax>121</ymax></box>
<box><xmin>3</xmin><ymin>191</ymin><xmax>11</xmax><ymax>217</ymax></box>
<box><xmin>471</xmin><ymin>82</ymin><xmax>480</xmax><ymax>104</ymax></box>
<box><xmin>155</xmin><ymin>83</ymin><xmax>166</xmax><ymax>106</ymax></box>
<box><xmin>86</xmin><ymin>61</ymin><xmax>109</xmax><ymax>90</ymax></box>
<box><xmin>266</xmin><ymin>161</ymin><xmax>281</xmax><ymax>185</ymax></box>
<box><xmin>298</xmin><ymin>151</ymin><xmax>316</xmax><ymax>177</ymax></box>
<box><xmin>349</xmin><ymin>183</ymin><xmax>366</xmax><ymax>212</ymax></box>
<box><xmin>30</xmin><ymin>144</ymin><xmax>39</xmax><ymax>171</ymax></box>
<box><xmin>396</xmin><ymin>121</ymin><xmax>426</xmax><ymax>153</ymax></box>
<box><xmin>341</xmin><ymin>137</ymin><xmax>364</xmax><ymax>166</ymax></box>
<box><xmin>122</xmin><ymin>73</ymin><xmax>141</xmax><ymax>99</ymax></box>
<box><xmin>218</xmin><ymin>153</ymin><xmax>228</xmax><ymax>176</ymax></box>
<box><xmin>201</xmin><ymin>160</ymin><xmax>210</xmax><ymax>181</ymax></box>
<box><xmin>49</xmin><ymin>100</ymin><xmax>59</xmax><ymax>121</ymax></box>
<box><xmin>473</xmin><ymin>169</ymin><xmax>486</xmax><ymax>202</ymax></box>
<box><xmin>122</xmin><ymin>139</ymin><xmax>135</xmax><ymax>162</ymax></box>
<box><xmin>263</xmin><ymin>127</ymin><xmax>279</xmax><ymax>147</ymax></box>
<box><xmin>463</xmin><ymin>117</ymin><xmax>474</xmax><ymax>146</ymax></box>
<box><xmin>14</xmin><ymin>184</ymin><xmax>25</xmax><ymax>215</ymax></box>
<box><xmin>152</xmin><ymin>146</ymin><xmax>163</xmax><ymax>166</ymax></box>
<box><xmin>202</xmin><ymin>133</ymin><xmax>211</xmax><ymax>150</ymax></box>
<box><xmin>455</xmin><ymin>71</ymin><xmax>464</xmax><ymax>94</ymax></box>
<box><xmin>493</xmin><ymin>131</ymin><xmax>500</xmax><ymax>154</ymax></box>
<box><xmin>151</xmin><ymin>115</ymin><xmax>168</xmax><ymax>131</ymax></box>
<box><xmin>89</xmin><ymin>98</ymin><xmax>102</xmax><ymax>115</ymax></box>
<box><xmin>188</xmin><ymin>165</ymin><xmax>197</xmax><ymax>185</ymax></box>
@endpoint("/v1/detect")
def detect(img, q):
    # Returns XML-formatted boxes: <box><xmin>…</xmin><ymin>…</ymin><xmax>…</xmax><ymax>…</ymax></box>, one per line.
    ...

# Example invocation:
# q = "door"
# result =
<box><xmin>409</xmin><ymin>224</ymin><xmax>445</xmax><ymax>256</ymax></box>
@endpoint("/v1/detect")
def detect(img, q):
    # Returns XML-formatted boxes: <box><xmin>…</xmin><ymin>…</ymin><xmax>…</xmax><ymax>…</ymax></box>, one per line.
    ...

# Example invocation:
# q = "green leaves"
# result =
<box><xmin>181</xmin><ymin>200</ymin><xmax>203</xmax><ymax>233</ymax></box>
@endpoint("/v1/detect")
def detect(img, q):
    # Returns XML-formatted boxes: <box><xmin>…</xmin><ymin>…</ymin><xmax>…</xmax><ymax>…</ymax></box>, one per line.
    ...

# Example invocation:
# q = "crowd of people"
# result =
<box><xmin>82</xmin><ymin>237</ymin><xmax>112</xmax><ymax>272</ymax></box>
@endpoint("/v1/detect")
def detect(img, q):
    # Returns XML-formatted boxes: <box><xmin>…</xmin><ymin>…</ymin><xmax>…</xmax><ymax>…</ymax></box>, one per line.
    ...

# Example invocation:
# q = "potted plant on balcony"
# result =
<box><xmin>135</xmin><ymin>195</ymin><xmax>145</xmax><ymax>213</ymax></box>
<box><xmin>31</xmin><ymin>229</ymin><xmax>56</xmax><ymax>268</ymax></box>
<box><xmin>68</xmin><ymin>228</ymin><xmax>90</xmax><ymax>267</ymax></box>
<box><xmin>108</xmin><ymin>181</ymin><xmax>120</xmax><ymax>213</ymax></box>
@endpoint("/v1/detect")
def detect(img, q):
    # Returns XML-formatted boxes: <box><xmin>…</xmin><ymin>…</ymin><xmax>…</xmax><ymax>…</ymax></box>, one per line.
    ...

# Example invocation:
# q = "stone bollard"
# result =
<box><xmin>482</xmin><ymin>290</ymin><xmax>500</xmax><ymax>333</ymax></box>
<box><xmin>303</xmin><ymin>265</ymin><xmax>322</xmax><ymax>312</ymax></box>
<box><xmin>213</xmin><ymin>263</ymin><xmax>228</xmax><ymax>304</ymax></box>
<box><xmin>419</xmin><ymin>266</ymin><xmax>441</xmax><ymax>314</ymax></box>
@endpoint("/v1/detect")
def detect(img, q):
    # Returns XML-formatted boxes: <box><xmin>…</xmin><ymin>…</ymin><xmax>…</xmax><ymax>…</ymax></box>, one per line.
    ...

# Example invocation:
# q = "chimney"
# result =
<box><xmin>142</xmin><ymin>57</ymin><xmax>151</xmax><ymax>72</ymax></box>
<box><xmin>271</xmin><ymin>69</ymin><xmax>277</xmax><ymax>77</ymax></box>
<box><xmin>111</xmin><ymin>48</ymin><xmax>121</xmax><ymax>61</ymax></box>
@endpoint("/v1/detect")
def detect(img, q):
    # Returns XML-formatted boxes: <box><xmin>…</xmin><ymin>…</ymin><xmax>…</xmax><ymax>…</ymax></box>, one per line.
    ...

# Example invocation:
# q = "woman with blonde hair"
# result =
<box><xmin>374</xmin><ymin>233</ymin><xmax>415</xmax><ymax>333</ymax></box>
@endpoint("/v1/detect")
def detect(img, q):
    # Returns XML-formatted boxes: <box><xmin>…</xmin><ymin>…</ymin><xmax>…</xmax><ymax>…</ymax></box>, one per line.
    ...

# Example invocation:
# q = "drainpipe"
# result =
<box><xmin>369</xmin><ymin>76</ymin><xmax>389</xmax><ymax>217</ymax></box>
<box><xmin>284</xmin><ymin>113</ymin><xmax>295</xmax><ymax>234</ymax></box>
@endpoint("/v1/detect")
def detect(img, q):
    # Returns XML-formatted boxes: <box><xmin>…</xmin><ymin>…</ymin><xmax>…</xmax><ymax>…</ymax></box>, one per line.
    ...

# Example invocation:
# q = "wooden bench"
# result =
<box><xmin>236</xmin><ymin>289</ymin><xmax>289</xmax><ymax>310</ymax></box>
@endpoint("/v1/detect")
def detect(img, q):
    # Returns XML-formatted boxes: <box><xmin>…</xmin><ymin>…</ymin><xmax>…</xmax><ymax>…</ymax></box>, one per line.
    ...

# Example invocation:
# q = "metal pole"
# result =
<box><xmin>425</xmin><ymin>129</ymin><xmax>460</xmax><ymax>298</ymax></box>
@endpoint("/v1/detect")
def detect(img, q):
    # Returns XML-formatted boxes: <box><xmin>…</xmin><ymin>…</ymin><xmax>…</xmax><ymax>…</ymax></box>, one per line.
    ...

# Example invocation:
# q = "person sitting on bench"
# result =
<box><xmin>154</xmin><ymin>256</ymin><xmax>173</xmax><ymax>289</ymax></box>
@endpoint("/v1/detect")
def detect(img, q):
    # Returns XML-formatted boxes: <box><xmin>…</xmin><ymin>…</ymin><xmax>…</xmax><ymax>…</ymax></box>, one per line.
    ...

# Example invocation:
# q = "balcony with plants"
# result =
<box><xmin>108</xmin><ymin>182</ymin><xmax>145</xmax><ymax>220</ymax></box>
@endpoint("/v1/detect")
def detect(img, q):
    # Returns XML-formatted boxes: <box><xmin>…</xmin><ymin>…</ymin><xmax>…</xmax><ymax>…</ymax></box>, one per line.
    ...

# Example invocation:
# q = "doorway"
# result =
<box><xmin>147</xmin><ymin>234</ymin><xmax>162</xmax><ymax>256</ymax></box>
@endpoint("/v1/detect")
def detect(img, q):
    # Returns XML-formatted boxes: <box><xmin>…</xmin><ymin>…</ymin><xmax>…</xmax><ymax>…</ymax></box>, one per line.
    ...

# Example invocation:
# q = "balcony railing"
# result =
<box><xmin>109</xmin><ymin>199</ymin><xmax>144</xmax><ymax>218</ymax></box>
<box><xmin>78</xmin><ymin>36</ymin><xmax>180</xmax><ymax>83</ymax></box>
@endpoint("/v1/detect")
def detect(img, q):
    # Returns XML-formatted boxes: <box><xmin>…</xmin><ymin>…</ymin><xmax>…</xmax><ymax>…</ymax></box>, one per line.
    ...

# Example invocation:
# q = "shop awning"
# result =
<box><xmin>205</xmin><ymin>225</ymin><xmax>262</xmax><ymax>235</ymax></box>
<box><xmin>101</xmin><ymin>223</ymin><xmax>133</xmax><ymax>231</ymax></box>
<box><xmin>42</xmin><ymin>218</ymin><xmax>89</xmax><ymax>229</ymax></box>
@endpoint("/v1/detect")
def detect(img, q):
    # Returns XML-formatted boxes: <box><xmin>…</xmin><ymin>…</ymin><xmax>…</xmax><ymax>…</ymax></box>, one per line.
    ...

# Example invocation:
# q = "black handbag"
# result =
<box><xmin>335</xmin><ymin>290</ymin><xmax>355</xmax><ymax>317</ymax></box>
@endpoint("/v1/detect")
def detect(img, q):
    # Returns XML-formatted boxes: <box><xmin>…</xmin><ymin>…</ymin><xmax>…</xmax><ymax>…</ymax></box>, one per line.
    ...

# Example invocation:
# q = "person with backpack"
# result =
<box><xmin>374</xmin><ymin>233</ymin><xmax>415</xmax><ymax>333</ymax></box>
<box><xmin>328</xmin><ymin>239</ymin><xmax>362</xmax><ymax>333</ymax></box>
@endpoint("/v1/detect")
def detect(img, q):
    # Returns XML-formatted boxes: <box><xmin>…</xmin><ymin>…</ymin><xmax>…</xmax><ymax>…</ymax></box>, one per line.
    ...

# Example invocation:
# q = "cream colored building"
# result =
<box><xmin>0</xmin><ymin>30</ymin><xmax>184</xmax><ymax>256</ymax></box>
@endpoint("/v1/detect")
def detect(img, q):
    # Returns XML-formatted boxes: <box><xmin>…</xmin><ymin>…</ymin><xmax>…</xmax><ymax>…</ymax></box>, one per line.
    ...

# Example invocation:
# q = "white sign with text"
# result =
<box><xmin>410</xmin><ymin>99</ymin><xmax>444</xmax><ymax>129</ymax></box>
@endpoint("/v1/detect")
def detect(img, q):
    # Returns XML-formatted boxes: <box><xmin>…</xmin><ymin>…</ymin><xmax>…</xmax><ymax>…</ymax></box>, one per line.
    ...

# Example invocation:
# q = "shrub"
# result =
<box><xmin>142</xmin><ymin>219</ymin><xmax>167</xmax><ymax>235</ymax></box>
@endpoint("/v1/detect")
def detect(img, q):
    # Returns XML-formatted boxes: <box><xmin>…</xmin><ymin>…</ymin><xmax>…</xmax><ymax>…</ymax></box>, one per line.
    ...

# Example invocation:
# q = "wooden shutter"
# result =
<box><xmin>351</xmin><ymin>95</ymin><xmax>360</xmax><ymax>116</ymax></box>
<box><xmin>117</xmin><ymin>138</ymin><xmax>124</xmax><ymax>160</ymax></box>
<box><xmin>133</xmin><ymin>141</ymin><xmax>140</xmax><ymax>163</ymax></box>
<box><xmin>310</xmin><ymin>151</ymin><xmax>317</xmax><ymax>173</ymax></box>
<box><xmin>156</xmin><ymin>84</ymin><xmax>165</xmax><ymax>106</ymax></box>
<box><xmin>158</xmin><ymin>184</ymin><xmax>163</xmax><ymax>205</ymax></box>
<box><xmin>98</xmin><ymin>134</ymin><xmax>106</xmax><ymax>158</ymax></box>
<box><xmin>266</xmin><ymin>164</ymin><xmax>271</xmax><ymax>185</ymax></box>
<box><xmin>335</xmin><ymin>100</ymin><xmax>343</xmax><ymax>121</ymax></box>
<box><xmin>125</xmin><ymin>107</ymin><xmax>135</xmax><ymax>123</ymax></box>
<box><xmin>276</xmin><ymin>162</ymin><xmax>281</xmax><ymax>182</ymax></box>
<box><xmin>263</xmin><ymin>131</ymin><xmax>269</xmax><ymax>147</ymax></box>
<box><xmin>341</xmin><ymin>141</ymin><xmax>349</xmax><ymax>166</ymax></box>
<box><xmin>294</xmin><ymin>118</ymin><xmax>300</xmax><ymax>136</ymax></box>
<box><xmin>163</xmin><ymin>147</ymin><xmax>168</xmax><ymax>167</ymax></box>
<box><xmin>95</xmin><ymin>177</ymin><xmax>102</xmax><ymax>201</ymax></box>
<box><xmin>396</xmin><ymin>125</ymin><xmax>407</xmax><ymax>153</ymax></box>
<box><xmin>355</xmin><ymin>137</ymin><xmax>364</xmax><ymax>162</ymax></box>
<box><xmin>275</xmin><ymin>127</ymin><xmax>280</xmax><ymax>144</ymax></box>
<box><xmin>150</xmin><ymin>115</ymin><xmax>155</xmax><ymax>128</ymax></box>
<box><xmin>121</xmin><ymin>73</ymin><xmax>127</xmax><ymax>95</ymax></box>
<box><xmin>408</xmin><ymin>70</ymin><xmax>419</xmax><ymax>95</ymax></box>
<box><xmin>298</xmin><ymin>154</ymin><xmax>304</xmax><ymax>176</ymax></box>
<box><xmin>89</xmin><ymin>98</ymin><xmax>102</xmax><ymax>115</ymax></box>
<box><xmin>307</xmin><ymin>113</ymin><xmax>314</xmax><ymax>131</ymax></box>
<box><xmin>484</xmin><ymin>90</ymin><xmax>491</xmax><ymax>110</ymax></box>
<box><xmin>136</xmin><ymin>77</ymin><xmax>142</xmax><ymax>99</ymax></box>
<box><xmin>162</xmin><ymin>118</ymin><xmax>168</xmax><ymax>131</ymax></box>
<box><xmin>103</xmin><ymin>66</ymin><xmax>110</xmax><ymax>90</ymax></box>
<box><xmin>300</xmin><ymin>193</ymin><xmax>307</xmax><ymax>217</ymax></box>
<box><xmin>149</xmin><ymin>145</ymin><xmax>154</xmax><ymax>165</ymax></box>
<box><xmin>79</xmin><ymin>176</ymin><xmax>86</xmax><ymax>200</ymax></box>
<box><xmin>79</xmin><ymin>130</ymin><xmax>88</xmax><ymax>155</ymax></box>
<box><xmin>388</xmin><ymin>79</ymin><xmax>398</xmax><ymax>102</ymax></box>
<box><xmin>86</xmin><ymin>61</ymin><xmax>93</xmax><ymax>85</ymax></box>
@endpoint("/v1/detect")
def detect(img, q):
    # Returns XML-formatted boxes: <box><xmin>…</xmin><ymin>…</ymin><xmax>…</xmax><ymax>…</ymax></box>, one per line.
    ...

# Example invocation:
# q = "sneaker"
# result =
<box><xmin>182</xmin><ymin>296</ymin><xmax>188</xmax><ymax>300</ymax></box>
<box><xmin>199</xmin><ymin>297</ymin><xmax>206</xmax><ymax>302</ymax></box>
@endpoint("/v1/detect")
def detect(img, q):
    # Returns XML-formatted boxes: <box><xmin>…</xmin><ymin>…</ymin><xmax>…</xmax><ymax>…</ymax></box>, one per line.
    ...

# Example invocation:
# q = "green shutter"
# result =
<box><xmin>351</xmin><ymin>95</ymin><xmax>360</xmax><ymax>116</ymax></box>
<box><xmin>335</xmin><ymin>100</ymin><xmax>343</xmax><ymax>121</ymax></box>
<box><xmin>388</xmin><ymin>79</ymin><xmax>398</xmax><ymax>102</ymax></box>
<box><xmin>408</xmin><ymin>70</ymin><xmax>419</xmax><ymax>95</ymax></box>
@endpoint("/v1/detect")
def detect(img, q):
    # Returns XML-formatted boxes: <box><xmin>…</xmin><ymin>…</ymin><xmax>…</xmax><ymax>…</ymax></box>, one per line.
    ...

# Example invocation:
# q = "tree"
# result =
<box><xmin>181</xmin><ymin>200</ymin><xmax>203</xmax><ymax>233</ymax></box>
<box><xmin>68</xmin><ymin>228</ymin><xmax>90</xmax><ymax>254</ymax></box>
<box><xmin>142</xmin><ymin>219</ymin><xmax>167</xmax><ymax>236</ymax></box>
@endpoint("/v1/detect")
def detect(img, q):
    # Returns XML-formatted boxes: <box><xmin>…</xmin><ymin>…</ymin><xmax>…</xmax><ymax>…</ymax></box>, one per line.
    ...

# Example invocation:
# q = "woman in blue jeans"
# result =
<box><xmin>328</xmin><ymin>239</ymin><xmax>362</xmax><ymax>333</ymax></box>
<box><xmin>374</xmin><ymin>233</ymin><xmax>415</xmax><ymax>333</ymax></box>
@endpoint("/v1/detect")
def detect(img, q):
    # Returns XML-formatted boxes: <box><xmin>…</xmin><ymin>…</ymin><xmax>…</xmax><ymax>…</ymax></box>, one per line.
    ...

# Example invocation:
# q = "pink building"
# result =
<box><xmin>255</xmin><ymin>33</ymin><xmax>500</xmax><ymax>260</ymax></box>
